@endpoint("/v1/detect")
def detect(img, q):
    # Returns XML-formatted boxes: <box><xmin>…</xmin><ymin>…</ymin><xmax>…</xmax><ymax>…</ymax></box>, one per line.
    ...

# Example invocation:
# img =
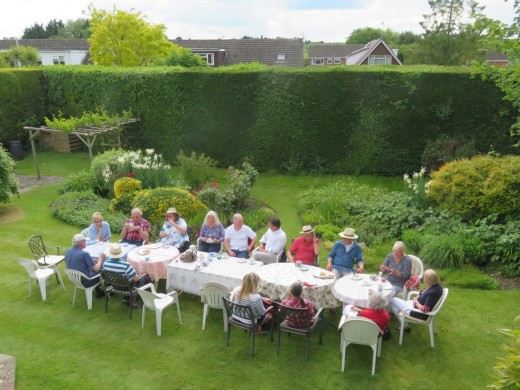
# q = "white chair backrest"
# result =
<box><xmin>429</xmin><ymin>288</ymin><xmax>449</xmax><ymax>316</ymax></box>
<box><xmin>65</xmin><ymin>269</ymin><xmax>88</xmax><ymax>288</ymax></box>
<box><xmin>341</xmin><ymin>317</ymin><xmax>381</xmax><ymax>346</ymax></box>
<box><xmin>19</xmin><ymin>258</ymin><xmax>38</xmax><ymax>278</ymax></box>
<box><xmin>408</xmin><ymin>255</ymin><xmax>424</xmax><ymax>278</ymax></box>
<box><xmin>81</xmin><ymin>228</ymin><xmax>90</xmax><ymax>238</ymax></box>
<box><xmin>201</xmin><ymin>281</ymin><xmax>230</xmax><ymax>308</ymax></box>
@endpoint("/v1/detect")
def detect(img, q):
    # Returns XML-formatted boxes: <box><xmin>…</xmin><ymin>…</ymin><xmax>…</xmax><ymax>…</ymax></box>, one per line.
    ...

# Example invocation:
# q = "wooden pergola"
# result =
<box><xmin>24</xmin><ymin>119</ymin><xmax>138</xmax><ymax>179</ymax></box>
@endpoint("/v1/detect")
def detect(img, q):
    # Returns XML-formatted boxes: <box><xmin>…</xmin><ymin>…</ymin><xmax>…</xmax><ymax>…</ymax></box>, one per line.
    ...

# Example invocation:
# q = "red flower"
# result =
<box><xmin>210</xmin><ymin>179</ymin><xmax>218</xmax><ymax>188</ymax></box>
<box><xmin>126</xmin><ymin>172</ymin><xmax>134</xmax><ymax>178</ymax></box>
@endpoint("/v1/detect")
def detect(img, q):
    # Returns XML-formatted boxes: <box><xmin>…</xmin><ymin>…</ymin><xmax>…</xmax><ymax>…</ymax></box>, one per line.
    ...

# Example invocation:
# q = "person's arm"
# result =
<box><xmin>104</xmin><ymin>222</ymin><xmax>112</xmax><ymax>242</ymax></box>
<box><xmin>356</xmin><ymin>245</ymin><xmax>364</xmax><ymax>273</ymax></box>
<box><xmin>258</xmin><ymin>232</ymin><xmax>268</xmax><ymax>251</ymax></box>
<box><xmin>92</xmin><ymin>253</ymin><xmax>105</xmax><ymax>273</ymax></box>
<box><xmin>224</xmin><ymin>237</ymin><xmax>234</xmax><ymax>257</ymax></box>
<box><xmin>137</xmin><ymin>220</ymin><xmax>150</xmax><ymax>241</ymax></box>
<box><xmin>247</xmin><ymin>235</ymin><xmax>257</xmax><ymax>253</ymax></box>
<box><xmin>121</xmin><ymin>221</ymin><xmax>129</xmax><ymax>240</ymax></box>
<box><xmin>326</xmin><ymin>243</ymin><xmax>336</xmax><ymax>271</ymax></box>
<box><xmin>269</xmin><ymin>233</ymin><xmax>287</xmax><ymax>255</ymax></box>
<box><xmin>171</xmin><ymin>218</ymin><xmax>187</xmax><ymax>234</ymax></box>
<box><xmin>313</xmin><ymin>234</ymin><xmax>320</xmax><ymax>255</ymax></box>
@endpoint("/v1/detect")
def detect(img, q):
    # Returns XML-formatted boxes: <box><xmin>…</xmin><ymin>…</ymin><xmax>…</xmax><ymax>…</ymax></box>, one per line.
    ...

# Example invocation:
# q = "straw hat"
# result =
<box><xmin>107</xmin><ymin>243</ymin><xmax>124</xmax><ymax>259</ymax></box>
<box><xmin>300</xmin><ymin>225</ymin><xmax>315</xmax><ymax>234</ymax></box>
<box><xmin>165</xmin><ymin>207</ymin><xmax>180</xmax><ymax>215</ymax></box>
<box><xmin>339</xmin><ymin>227</ymin><xmax>358</xmax><ymax>240</ymax></box>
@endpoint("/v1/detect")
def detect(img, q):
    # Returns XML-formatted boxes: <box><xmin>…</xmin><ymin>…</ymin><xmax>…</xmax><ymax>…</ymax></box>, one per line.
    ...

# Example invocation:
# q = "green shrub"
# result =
<box><xmin>113</xmin><ymin>177</ymin><xmax>142</xmax><ymax>198</ymax></box>
<box><xmin>196</xmin><ymin>187</ymin><xmax>235</xmax><ymax>223</ymax></box>
<box><xmin>132</xmin><ymin>187</ymin><xmax>207</xmax><ymax>226</ymax></box>
<box><xmin>50</xmin><ymin>191</ymin><xmax>127</xmax><ymax>231</ymax></box>
<box><xmin>177</xmin><ymin>150</ymin><xmax>217</xmax><ymax>190</ymax></box>
<box><xmin>90</xmin><ymin>149</ymin><xmax>126</xmax><ymax>196</ymax></box>
<box><xmin>0</xmin><ymin>146</ymin><xmax>19</xmax><ymax>203</ymax></box>
<box><xmin>241</xmin><ymin>205</ymin><xmax>275</xmax><ymax>232</ymax></box>
<box><xmin>428</xmin><ymin>155</ymin><xmax>520</xmax><ymax>221</ymax></box>
<box><xmin>402</xmin><ymin>229</ymin><xmax>427</xmax><ymax>253</ymax></box>
<box><xmin>227</xmin><ymin>161</ymin><xmax>258</xmax><ymax>211</ymax></box>
<box><xmin>489</xmin><ymin>316</ymin><xmax>520</xmax><ymax>389</ymax></box>
<box><xmin>437</xmin><ymin>265</ymin><xmax>500</xmax><ymax>290</ymax></box>
<box><xmin>57</xmin><ymin>170</ymin><xmax>94</xmax><ymax>194</ymax></box>
<box><xmin>314</xmin><ymin>224</ymin><xmax>342</xmax><ymax>242</ymax></box>
<box><xmin>420</xmin><ymin>233</ymin><xmax>467</xmax><ymax>268</ymax></box>
<box><xmin>421</xmin><ymin>134</ymin><xmax>478</xmax><ymax>172</ymax></box>
<box><xmin>108</xmin><ymin>192</ymin><xmax>135</xmax><ymax>214</ymax></box>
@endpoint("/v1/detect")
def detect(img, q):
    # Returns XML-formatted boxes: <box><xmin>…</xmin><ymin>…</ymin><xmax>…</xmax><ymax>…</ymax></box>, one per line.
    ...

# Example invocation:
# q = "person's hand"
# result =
<box><xmin>262</xmin><ymin>297</ymin><xmax>273</xmax><ymax>305</ymax></box>
<box><xmin>380</xmin><ymin>265</ymin><xmax>388</xmax><ymax>273</ymax></box>
<box><xmin>357</xmin><ymin>266</ymin><xmax>364</xmax><ymax>274</ymax></box>
<box><xmin>351</xmin><ymin>306</ymin><xmax>360</xmax><ymax>312</ymax></box>
<box><xmin>388</xmin><ymin>268</ymin><xmax>395</xmax><ymax>274</ymax></box>
<box><xmin>326</xmin><ymin>262</ymin><xmax>332</xmax><ymax>271</ymax></box>
<box><xmin>229</xmin><ymin>251</ymin><xmax>236</xmax><ymax>257</ymax></box>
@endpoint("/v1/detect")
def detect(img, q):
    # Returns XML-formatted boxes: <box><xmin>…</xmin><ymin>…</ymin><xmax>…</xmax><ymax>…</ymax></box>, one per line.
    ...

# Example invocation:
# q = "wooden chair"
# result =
<box><xmin>276</xmin><ymin>303</ymin><xmax>323</xmax><ymax>361</ymax></box>
<box><xmin>222</xmin><ymin>297</ymin><xmax>274</xmax><ymax>358</ymax></box>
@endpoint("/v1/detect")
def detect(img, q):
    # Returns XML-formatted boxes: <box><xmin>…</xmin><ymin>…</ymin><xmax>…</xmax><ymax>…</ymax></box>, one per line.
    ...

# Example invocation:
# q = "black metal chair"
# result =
<box><xmin>101</xmin><ymin>270</ymin><xmax>139</xmax><ymax>319</ymax></box>
<box><xmin>28</xmin><ymin>235</ymin><xmax>66</xmax><ymax>289</ymax></box>
<box><xmin>222</xmin><ymin>297</ymin><xmax>274</xmax><ymax>358</ymax></box>
<box><xmin>276</xmin><ymin>303</ymin><xmax>323</xmax><ymax>361</ymax></box>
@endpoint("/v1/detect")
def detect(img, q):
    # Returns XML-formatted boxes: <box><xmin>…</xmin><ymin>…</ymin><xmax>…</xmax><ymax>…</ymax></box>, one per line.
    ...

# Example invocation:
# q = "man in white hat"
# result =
<box><xmin>327</xmin><ymin>227</ymin><xmax>364</xmax><ymax>278</ymax></box>
<box><xmin>65</xmin><ymin>233</ymin><xmax>106</xmax><ymax>298</ymax></box>
<box><xmin>287</xmin><ymin>225</ymin><xmax>320</xmax><ymax>265</ymax></box>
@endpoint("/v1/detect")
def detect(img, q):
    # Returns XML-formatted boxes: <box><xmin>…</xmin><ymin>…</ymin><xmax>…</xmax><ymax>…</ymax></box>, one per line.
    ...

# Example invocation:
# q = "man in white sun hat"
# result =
<box><xmin>327</xmin><ymin>227</ymin><xmax>364</xmax><ymax>279</ymax></box>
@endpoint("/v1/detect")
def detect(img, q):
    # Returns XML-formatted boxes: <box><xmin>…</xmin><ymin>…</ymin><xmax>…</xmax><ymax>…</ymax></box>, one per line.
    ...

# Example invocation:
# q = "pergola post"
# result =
<box><xmin>28</xmin><ymin>128</ymin><xmax>42</xmax><ymax>180</ymax></box>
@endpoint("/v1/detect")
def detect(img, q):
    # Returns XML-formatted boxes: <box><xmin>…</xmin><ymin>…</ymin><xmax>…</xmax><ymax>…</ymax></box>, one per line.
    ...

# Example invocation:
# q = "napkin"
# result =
<box><xmin>303</xmin><ymin>281</ymin><xmax>316</xmax><ymax>287</ymax></box>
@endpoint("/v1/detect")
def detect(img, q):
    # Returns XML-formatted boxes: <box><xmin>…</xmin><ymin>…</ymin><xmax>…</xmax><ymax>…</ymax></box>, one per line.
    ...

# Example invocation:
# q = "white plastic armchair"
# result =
<box><xmin>398</xmin><ymin>288</ymin><xmax>449</xmax><ymax>348</ymax></box>
<box><xmin>137</xmin><ymin>283</ymin><xmax>182</xmax><ymax>336</ymax></box>
<box><xmin>200</xmin><ymin>281</ymin><xmax>231</xmax><ymax>332</ymax></box>
<box><xmin>378</xmin><ymin>255</ymin><xmax>424</xmax><ymax>299</ymax></box>
<box><xmin>19</xmin><ymin>258</ymin><xmax>56</xmax><ymax>301</ymax></box>
<box><xmin>64</xmin><ymin>269</ymin><xmax>101</xmax><ymax>310</ymax></box>
<box><xmin>339</xmin><ymin>317</ymin><xmax>382</xmax><ymax>375</ymax></box>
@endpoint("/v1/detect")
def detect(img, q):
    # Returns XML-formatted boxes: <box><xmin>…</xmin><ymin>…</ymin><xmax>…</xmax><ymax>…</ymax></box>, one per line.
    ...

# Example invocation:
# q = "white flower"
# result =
<box><xmin>145</xmin><ymin>148</ymin><xmax>155</xmax><ymax>155</ymax></box>
<box><xmin>420</xmin><ymin>167</ymin><xmax>426</xmax><ymax>175</ymax></box>
<box><xmin>403</xmin><ymin>174</ymin><xmax>409</xmax><ymax>180</ymax></box>
<box><xmin>102</xmin><ymin>166</ymin><xmax>112</xmax><ymax>183</ymax></box>
<box><xmin>413</xmin><ymin>172</ymin><xmax>419</xmax><ymax>179</ymax></box>
<box><xmin>412</xmin><ymin>184</ymin><xmax>418</xmax><ymax>191</ymax></box>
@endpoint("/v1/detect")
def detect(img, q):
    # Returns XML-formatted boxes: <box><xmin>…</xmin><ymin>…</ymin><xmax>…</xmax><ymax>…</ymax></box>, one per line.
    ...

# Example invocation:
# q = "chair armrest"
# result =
<box><xmin>312</xmin><ymin>308</ymin><xmax>323</xmax><ymax>322</ymax></box>
<box><xmin>84</xmin><ymin>274</ymin><xmax>101</xmax><ymax>281</ymax></box>
<box><xmin>406</xmin><ymin>290</ymin><xmax>420</xmax><ymax>300</ymax></box>
<box><xmin>45</xmin><ymin>243</ymin><xmax>62</xmax><ymax>255</ymax></box>
<box><xmin>402</xmin><ymin>307</ymin><xmax>435</xmax><ymax>317</ymax></box>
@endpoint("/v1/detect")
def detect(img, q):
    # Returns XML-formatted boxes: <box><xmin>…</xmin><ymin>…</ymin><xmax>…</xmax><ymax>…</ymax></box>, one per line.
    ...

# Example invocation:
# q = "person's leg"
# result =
<box><xmin>252</xmin><ymin>251</ymin><xmax>277</xmax><ymax>264</ymax></box>
<box><xmin>208</xmin><ymin>243</ymin><xmax>222</xmax><ymax>253</ymax></box>
<box><xmin>235</xmin><ymin>250</ymin><xmax>249</xmax><ymax>259</ymax></box>
<box><xmin>393</xmin><ymin>286</ymin><xmax>403</xmax><ymax>296</ymax></box>
<box><xmin>332</xmin><ymin>268</ymin><xmax>341</xmax><ymax>279</ymax></box>
<box><xmin>198</xmin><ymin>241</ymin><xmax>210</xmax><ymax>252</ymax></box>
<box><xmin>391</xmin><ymin>298</ymin><xmax>413</xmax><ymax>325</ymax></box>
<box><xmin>178</xmin><ymin>241</ymin><xmax>190</xmax><ymax>253</ymax></box>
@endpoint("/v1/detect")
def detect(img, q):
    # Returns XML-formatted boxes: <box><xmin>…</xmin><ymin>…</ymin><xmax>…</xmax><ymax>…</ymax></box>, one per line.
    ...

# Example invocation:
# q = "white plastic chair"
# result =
<box><xmin>64</xmin><ymin>269</ymin><xmax>101</xmax><ymax>310</ymax></box>
<box><xmin>402</xmin><ymin>255</ymin><xmax>424</xmax><ymax>298</ymax></box>
<box><xmin>137</xmin><ymin>283</ymin><xmax>182</xmax><ymax>336</ymax></box>
<box><xmin>81</xmin><ymin>228</ymin><xmax>90</xmax><ymax>238</ymax></box>
<box><xmin>398</xmin><ymin>288</ymin><xmax>449</xmax><ymax>348</ymax></box>
<box><xmin>339</xmin><ymin>317</ymin><xmax>382</xmax><ymax>375</ymax></box>
<box><xmin>19</xmin><ymin>258</ymin><xmax>56</xmax><ymax>301</ymax></box>
<box><xmin>200</xmin><ymin>281</ymin><xmax>231</xmax><ymax>332</ymax></box>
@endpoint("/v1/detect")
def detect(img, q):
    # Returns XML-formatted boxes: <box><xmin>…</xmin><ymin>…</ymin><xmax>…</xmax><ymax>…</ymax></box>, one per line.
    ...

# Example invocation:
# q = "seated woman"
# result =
<box><xmin>198</xmin><ymin>210</ymin><xmax>225</xmax><ymax>253</ymax></box>
<box><xmin>390</xmin><ymin>268</ymin><xmax>443</xmax><ymax>331</ymax></box>
<box><xmin>231</xmin><ymin>272</ymin><xmax>273</xmax><ymax>324</ymax></box>
<box><xmin>380</xmin><ymin>241</ymin><xmax>412</xmax><ymax>295</ymax></box>
<box><xmin>159</xmin><ymin>208</ymin><xmax>190</xmax><ymax>253</ymax></box>
<box><xmin>87</xmin><ymin>212</ymin><xmax>112</xmax><ymax>242</ymax></box>
<box><xmin>280</xmin><ymin>281</ymin><xmax>315</xmax><ymax>328</ymax></box>
<box><xmin>346</xmin><ymin>290</ymin><xmax>390</xmax><ymax>331</ymax></box>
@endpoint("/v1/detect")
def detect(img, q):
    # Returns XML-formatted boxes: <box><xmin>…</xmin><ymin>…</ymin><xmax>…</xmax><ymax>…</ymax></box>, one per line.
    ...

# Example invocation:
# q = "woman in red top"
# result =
<box><xmin>347</xmin><ymin>290</ymin><xmax>390</xmax><ymax>331</ymax></box>
<box><xmin>287</xmin><ymin>225</ymin><xmax>320</xmax><ymax>265</ymax></box>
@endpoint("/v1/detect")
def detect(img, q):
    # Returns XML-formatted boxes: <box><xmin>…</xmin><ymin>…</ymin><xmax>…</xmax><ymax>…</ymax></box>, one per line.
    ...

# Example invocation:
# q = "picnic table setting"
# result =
<box><xmin>83</xmin><ymin>240</ymin><xmax>136</xmax><ymax>261</ymax></box>
<box><xmin>126</xmin><ymin>242</ymin><xmax>180</xmax><ymax>282</ymax></box>
<box><xmin>332</xmin><ymin>273</ymin><xmax>395</xmax><ymax>307</ymax></box>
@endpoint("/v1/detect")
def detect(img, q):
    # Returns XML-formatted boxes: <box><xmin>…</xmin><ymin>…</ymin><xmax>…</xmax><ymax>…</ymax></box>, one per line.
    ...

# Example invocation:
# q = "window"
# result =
<box><xmin>277</xmin><ymin>53</ymin><xmax>286</xmax><ymax>61</ymax></box>
<box><xmin>368</xmin><ymin>55</ymin><xmax>391</xmax><ymax>65</ymax></box>
<box><xmin>334</xmin><ymin>58</ymin><xmax>341</xmax><ymax>64</ymax></box>
<box><xmin>52</xmin><ymin>55</ymin><xmax>65</xmax><ymax>65</ymax></box>
<box><xmin>196</xmin><ymin>53</ymin><xmax>214</xmax><ymax>65</ymax></box>
<box><xmin>312</xmin><ymin>58</ymin><xmax>324</xmax><ymax>65</ymax></box>
<box><xmin>327</xmin><ymin>58</ymin><xmax>333</xmax><ymax>64</ymax></box>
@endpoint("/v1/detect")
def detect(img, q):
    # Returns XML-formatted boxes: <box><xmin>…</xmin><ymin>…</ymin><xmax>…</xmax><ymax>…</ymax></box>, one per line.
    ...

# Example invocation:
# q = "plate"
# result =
<box><xmin>208</xmin><ymin>252</ymin><xmax>218</xmax><ymax>257</ymax></box>
<box><xmin>314</xmin><ymin>271</ymin><xmax>333</xmax><ymax>279</ymax></box>
<box><xmin>384</xmin><ymin>285</ymin><xmax>393</xmax><ymax>290</ymax></box>
<box><xmin>149</xmin><ymin>243</ymin><xmax>161</xmax><ymax>249</ymax></box>
<box><xmin>300</xmin><ymin>265</ymin><xmax>309</xmax><ymax>271</ymax></box>
<box><xmin>162</xmin><ymin>244</ymin><xmax>170</xmax><ymax>249</ymax></box>
<box><xmin>361</xmin><ymin>281</ymin><xmax>372</xmax><ymax>286</ymax></box>
<box><xmin>350</xmin><ymin>275</ymin><xmax>362</xmax><ymax>280</ymax></box>
<box><xmin>237</xmin><ymin>258</ymin><xmax>247</xmax><ymax>263</ymax></box>
<box><xmin>120</xmin><ymin>242</ymin><xmax>128</xmax><ymax>247</ymax></box>
<box><xmin>137</xmin><ymin>248</ymin><xmax>151</xmax><ymax>256</ymax></box>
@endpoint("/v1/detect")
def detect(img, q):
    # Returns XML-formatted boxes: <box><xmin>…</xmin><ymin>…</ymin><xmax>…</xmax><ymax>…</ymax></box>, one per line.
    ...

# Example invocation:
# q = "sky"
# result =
<box><xmin>1</xmin><ymin>0</ymin><xmax>516</xmax><ymax>42</ymax></box>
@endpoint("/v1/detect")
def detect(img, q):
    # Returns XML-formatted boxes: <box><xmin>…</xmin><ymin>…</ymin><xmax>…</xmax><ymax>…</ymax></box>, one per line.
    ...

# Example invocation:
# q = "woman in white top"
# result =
<box><xmin>231</xmin><ymin>272</ymin><xmax>273</xmax><ymax>324</ymax></box>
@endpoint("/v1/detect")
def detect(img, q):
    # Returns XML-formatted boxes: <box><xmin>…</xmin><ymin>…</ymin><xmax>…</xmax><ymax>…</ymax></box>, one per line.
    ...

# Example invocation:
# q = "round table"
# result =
<box><xmin>332</xmin><ymin>274</ymin><xmax>395</xmax><ymax>308</ymax></box>
<box><xmin>127</xmin><ymin>244</ymin><xmax>180</xmax><ymax>281</ymax></box>
<box><xmin>256</xmin><ymin>263</ymin><xmax>341</xmax><ymax>309</ymax></box>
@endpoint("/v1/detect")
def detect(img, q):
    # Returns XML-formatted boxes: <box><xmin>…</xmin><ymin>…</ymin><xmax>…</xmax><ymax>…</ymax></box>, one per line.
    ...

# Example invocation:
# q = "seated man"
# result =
<box><xmin>101</xmin><ymin>243</ymin><xmax>151</xmax><ymax>305</ymax></box>
<box><xmin>65</xmin><ymin>233</ymin><xmax>105</xmax><ymax>298</ymax></box>
<box><xmin>120</xmin><ymin>208</ymin><xmax>150</xmax><ymax>246</ymax></box>
<box><xmin>252</xmin><ymin>217</ymin><xmax>287</xmax><ymax>264</ymax></box>
<box><xmin>287</xmin><ymin>225</ymin><xmax>320</xmax><ymax>265</ymax></box>
<box><xmin>224</xmin><ymin>214</ymin><xmax>257</xmax><ymax>259</ymax></box>
<box><xmin>327</xmin><ymin>227</ymin><xmax>364</xmax><ymax>279</ymax></box>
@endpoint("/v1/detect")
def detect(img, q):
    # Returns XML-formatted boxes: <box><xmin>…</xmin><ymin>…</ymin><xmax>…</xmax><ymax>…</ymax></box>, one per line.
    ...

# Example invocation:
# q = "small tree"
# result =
<box><xmin>0</xmin><ymin>147</ymin><xmax>20</xmax><ymax>203</ymax></box>
<box><xmin>155</xmin><ymin>45</ymin><xmax>207</xmax><ymax>67</ymax></box>
<box><xmin>0</xmin><ymin>46</ymin><xmax>39</xmax><ymax>68</ymax></box>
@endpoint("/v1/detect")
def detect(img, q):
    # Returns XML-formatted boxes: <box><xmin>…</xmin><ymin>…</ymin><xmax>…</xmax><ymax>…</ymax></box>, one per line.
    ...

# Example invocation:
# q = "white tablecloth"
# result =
<box><xmin>166</xmin><ymin>253</ymin><xmax>264</xmax><ymax>295</ymax></box>
<box><xmin>332</xmin><ymin>274</ymin><xmax>395</xmax><ymax>307</ymax></box>
<box><xmin>127</xmin><ymin>244</ymin><xmax>180</xmax><ymax>281</ymax></box>
<box><xmin>83</xmin><ymin>241</ymin><xmax>136</xmax><ymax>260</ymax></box>
<box><xmin>256</xmin><ymin>263</ymin><xmax>341</xmax><ymax>309</ymax></box>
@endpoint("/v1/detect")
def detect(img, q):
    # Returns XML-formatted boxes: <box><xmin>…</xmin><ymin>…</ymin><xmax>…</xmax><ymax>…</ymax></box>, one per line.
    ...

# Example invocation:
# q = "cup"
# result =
<box><xmin>295</xmin><ymin>260</ymin><xmax>302</xmax><ymax>267</ymax></box>
<box><xmin>248</xmin><ymin>259</ymin><xmax>255</xmax><ymax>265</ymax></box>
<box><xmin>127</xmin><ymin>222</ymin><xmax>134</xmax><ymax>230</ymax></box>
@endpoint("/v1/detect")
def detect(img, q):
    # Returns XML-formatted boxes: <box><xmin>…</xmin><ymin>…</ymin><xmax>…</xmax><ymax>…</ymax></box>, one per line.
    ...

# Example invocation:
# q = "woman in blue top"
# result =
<box><xmin>87</xmin><ymin>212</ymin><xmax>112</xmax><ymax>242</ymax></box>
<box><xmin>198</xmin><ymin>210</ymin><xmax>225</xmax><ymax>253</ymax></box>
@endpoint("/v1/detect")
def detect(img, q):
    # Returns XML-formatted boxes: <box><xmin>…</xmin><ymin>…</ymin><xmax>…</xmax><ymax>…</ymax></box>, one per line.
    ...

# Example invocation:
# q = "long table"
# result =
<box><xmin>166</xmin><ymin>253</ymin><xmax>263</xmax><ymax>295</ymax></box>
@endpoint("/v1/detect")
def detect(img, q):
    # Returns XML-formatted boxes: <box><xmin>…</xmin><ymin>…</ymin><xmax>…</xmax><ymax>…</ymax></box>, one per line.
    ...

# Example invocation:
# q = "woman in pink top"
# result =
<box><xmin>280</xmin><ymin>282</ymin><xmax>315</xmax><ymax>328</ymax></box>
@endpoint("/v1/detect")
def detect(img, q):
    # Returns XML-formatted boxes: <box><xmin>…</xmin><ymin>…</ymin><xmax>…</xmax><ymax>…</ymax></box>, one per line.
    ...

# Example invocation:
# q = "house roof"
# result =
<box><xmin>172</xmin><ymin>38</ymin><xmax>304</xmax><ymax>66</ymax></box>
<box><xmin>308</xmin><ymin>44</ymin><xmax>364</xmax><ymax>58</ymax></box>
<box><xmin>346</xmin><ymin>39</ymin><xmax>402</xmax><ymax>65</ymax></box>
<box><xmin>486</xmin><ymin>50</ymin><xmax>508</xmax><ymax>62</ymax></box>
<box><xmin>0</xmin><ymin>39</ymin><xmax>89</xmax><ymax>51</ymax></box>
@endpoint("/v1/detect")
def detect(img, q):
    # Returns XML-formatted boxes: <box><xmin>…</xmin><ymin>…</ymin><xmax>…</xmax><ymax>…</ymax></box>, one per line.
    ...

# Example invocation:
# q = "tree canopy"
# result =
<box><xmin>22</xmin><ymin>18</ymin><xmax>91</xmax><ymax>39</ymax></box>
<box><xmin>0</xmin><ymin>46</ymin><xmax>39</xmax><ymax>68</ymax></box>
<box><xmin>154</xmin><ymin>45</ymin><xmax>207</xmax><ymax>67</ymax></box>
<box><xmin>87</xmin><ymin>5</ymin><xmax>173</xmax><ymax>66</ymax></box>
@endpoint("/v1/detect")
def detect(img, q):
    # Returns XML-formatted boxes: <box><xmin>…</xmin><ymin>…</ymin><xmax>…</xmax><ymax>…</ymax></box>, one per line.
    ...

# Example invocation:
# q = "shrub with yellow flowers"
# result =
<box><xmin>114</xmin><ymin>177</ymin><xmax>142</xmax><ymax>198</ymax></box>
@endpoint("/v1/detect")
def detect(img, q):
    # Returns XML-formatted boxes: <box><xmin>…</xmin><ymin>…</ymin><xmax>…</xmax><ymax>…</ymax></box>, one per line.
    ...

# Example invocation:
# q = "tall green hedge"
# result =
<box><xmin>9</xmin><ymin>66</ymin><xmax>518</xmax><ymax>175</ymax></box>
<box><xmin>0</xmin><ymin>69</ymin><xmax>45</xmax><ymax>145</ymax></box>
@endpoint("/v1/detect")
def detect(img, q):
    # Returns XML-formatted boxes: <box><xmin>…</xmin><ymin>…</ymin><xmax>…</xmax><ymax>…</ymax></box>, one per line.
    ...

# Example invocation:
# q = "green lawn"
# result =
<box><xmin>1</xmin><ymin>152</ymin><xmax>517</xmax><ymax>389</ymax></box>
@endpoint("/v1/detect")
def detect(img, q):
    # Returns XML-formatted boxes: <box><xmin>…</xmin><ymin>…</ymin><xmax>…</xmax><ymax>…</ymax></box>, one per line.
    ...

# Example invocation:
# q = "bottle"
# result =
<box><xmin>378</xmin><ymin>281</ymin><xmax>383</xmax><ymax>293</ymax></box>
